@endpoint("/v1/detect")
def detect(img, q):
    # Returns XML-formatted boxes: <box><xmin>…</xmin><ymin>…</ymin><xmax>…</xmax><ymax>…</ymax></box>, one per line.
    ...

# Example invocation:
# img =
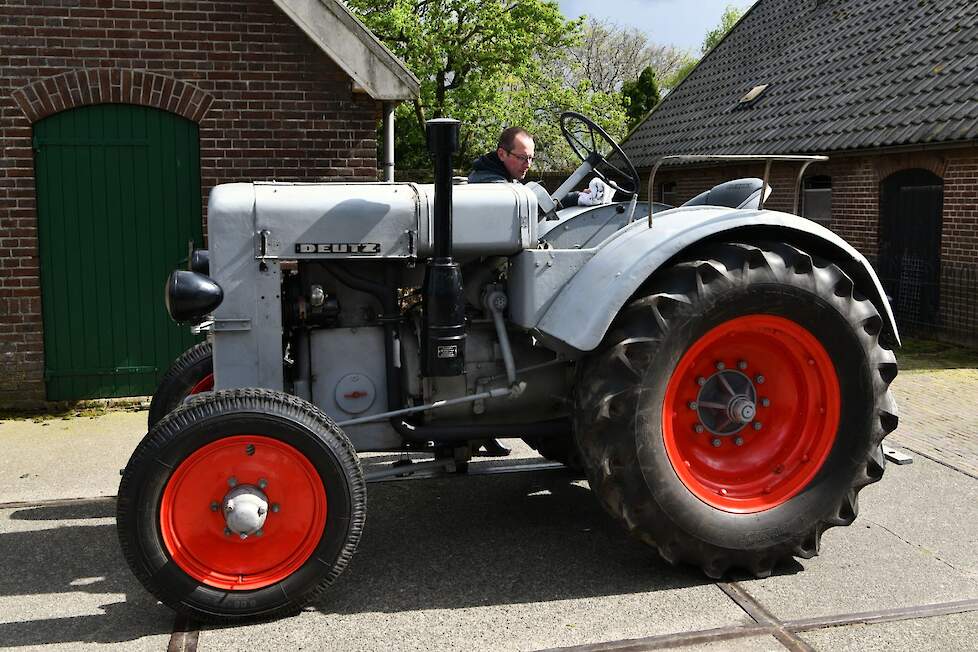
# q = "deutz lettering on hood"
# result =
<box><xmin>296</xmin><ymin>243</ymin><xmax>382</xmax><ymax>254</ymax></box>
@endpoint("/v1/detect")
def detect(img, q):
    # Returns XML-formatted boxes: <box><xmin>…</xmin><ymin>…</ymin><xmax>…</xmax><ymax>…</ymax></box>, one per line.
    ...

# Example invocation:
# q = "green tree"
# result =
<box><xmin>661</xmin><ymin>55</ymin><xmax>698</xmax><ymax>92</ymax></box>
<box><xmin>621</xmin><ymin>66</ymin><xmax>661</xmax><ymax>131</ymax></box>
<box><xmin>347</xmin><ymin>0</ymin><xmax>616</xmax><ymax>168</ymax></box>
<box><xmin>347</xmin><ymin>0</ymin><xmax>623</xmax><ymax>170</ymax></box>
<box><xmin>701</xmin><ymin>5</ymin><xmax>744</xmax><ymax>54</ymax></box>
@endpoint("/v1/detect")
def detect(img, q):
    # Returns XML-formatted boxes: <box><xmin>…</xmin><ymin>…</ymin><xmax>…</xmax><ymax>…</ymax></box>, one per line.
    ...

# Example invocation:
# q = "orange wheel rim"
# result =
<box><xmin>662</xmin><ymin>315</ymin><xmax>840</xmax><ymax>513</ymax></box>
<box><xmin>159</xmin><ymin>435</ymin><xmax>327</xmax><ymax>590</ymax></box>
<box><xmin>189</xmin><ymin>373</ymin><xmax>214</xmax><ymax>394</ymax></box>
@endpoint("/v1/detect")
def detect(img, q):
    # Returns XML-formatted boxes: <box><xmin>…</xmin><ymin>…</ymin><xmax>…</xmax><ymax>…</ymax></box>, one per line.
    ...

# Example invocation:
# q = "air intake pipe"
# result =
<box><xmin>422</xmin><ymin>118</ymin><xmax>465</xmax><ymax>376</ymax></box>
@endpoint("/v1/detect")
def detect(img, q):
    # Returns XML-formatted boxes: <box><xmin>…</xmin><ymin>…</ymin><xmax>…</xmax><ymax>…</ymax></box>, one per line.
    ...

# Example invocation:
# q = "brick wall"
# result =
<box><xmin>0</xmin><ymin>0</ymin><xmax>383</xmax><ymax>407</ymax></box>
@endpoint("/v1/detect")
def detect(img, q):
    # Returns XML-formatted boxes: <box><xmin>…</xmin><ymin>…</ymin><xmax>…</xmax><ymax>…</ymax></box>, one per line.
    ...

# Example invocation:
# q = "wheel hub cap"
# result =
<box><xmin>223</xmin><ymin>485</ymin><xmax>269</xmax><ymax>537</ymax></box>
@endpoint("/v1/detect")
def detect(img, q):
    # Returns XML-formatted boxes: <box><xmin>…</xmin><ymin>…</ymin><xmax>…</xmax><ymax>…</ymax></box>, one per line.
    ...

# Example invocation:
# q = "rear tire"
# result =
<box><xmin>118</xmin><ymin>388</ymin><xmax>365</xmax><ymax>622</ymax></box>
<box><xmin>575</xmin><ymin>242</ymin><xmax>898</xmax><ymax>578</ymax></box>
<box><xmin>148</xmin><ymin>341</ymin><xmax>213</xmax><ymax>429</ymax></box>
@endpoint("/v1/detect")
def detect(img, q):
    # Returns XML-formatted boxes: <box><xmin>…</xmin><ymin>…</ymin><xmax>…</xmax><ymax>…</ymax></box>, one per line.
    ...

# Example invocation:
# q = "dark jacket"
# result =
<box><xmin>467</xmin><ymin>151</ymin><xmax>513</xmax><ymax>183</ymax></box>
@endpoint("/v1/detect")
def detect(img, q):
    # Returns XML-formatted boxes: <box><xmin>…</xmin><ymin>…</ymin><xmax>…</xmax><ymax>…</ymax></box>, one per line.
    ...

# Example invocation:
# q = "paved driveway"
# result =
<box><xmin>0</xmin><ymin>367</ymin><xmax>976</xmax><ymax>651</ymax></box>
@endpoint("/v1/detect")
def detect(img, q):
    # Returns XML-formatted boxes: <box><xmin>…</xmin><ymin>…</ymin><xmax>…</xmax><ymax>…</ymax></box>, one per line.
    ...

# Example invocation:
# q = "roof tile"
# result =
<box><xmin>623</xmin><ymin>0</ymin><xmax>978</xmax><ymax>164</ymax></box>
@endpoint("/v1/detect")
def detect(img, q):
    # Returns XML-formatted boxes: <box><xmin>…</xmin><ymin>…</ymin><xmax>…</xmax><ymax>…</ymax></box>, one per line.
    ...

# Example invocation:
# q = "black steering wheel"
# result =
<box><xmin>560</xmin><ymin>111</ymin><xmax>640</xmax><ymax>196</ymax></box>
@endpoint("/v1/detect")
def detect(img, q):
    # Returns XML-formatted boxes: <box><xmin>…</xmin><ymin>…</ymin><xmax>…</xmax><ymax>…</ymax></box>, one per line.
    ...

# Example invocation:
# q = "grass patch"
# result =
<box><xmin>0</xmin><ymin>398</ymin><xmax>147</xmax><ymax>422</ymax></box>
<box><xmin>896</xmin><ymin>337</ymin><xmax>978</xmax><ymax>372</ymax></box>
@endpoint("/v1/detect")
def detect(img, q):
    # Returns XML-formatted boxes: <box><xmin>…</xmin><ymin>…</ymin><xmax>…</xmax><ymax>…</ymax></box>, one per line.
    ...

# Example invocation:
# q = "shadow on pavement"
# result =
<box><xmin>0</xmin><ymin>506</ymin><xmax>172</xmax><ymax>648</ymax></box>
<box><xmin>0</xmin><ymin>468</ymin><xmax>805</xmax><ymax>645</ymax></box>
<box><xmin>314</xmin><ymin>469</ymin><xmax>798</xmax><ymax>616</ymax></box>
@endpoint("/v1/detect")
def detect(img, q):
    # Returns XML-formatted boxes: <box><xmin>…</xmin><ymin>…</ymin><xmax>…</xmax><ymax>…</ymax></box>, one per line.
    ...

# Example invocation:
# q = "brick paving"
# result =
<box><xmin>889</xmin><ymin>368</ymin><xmax>978</xmax><ymax>479</ymax></box>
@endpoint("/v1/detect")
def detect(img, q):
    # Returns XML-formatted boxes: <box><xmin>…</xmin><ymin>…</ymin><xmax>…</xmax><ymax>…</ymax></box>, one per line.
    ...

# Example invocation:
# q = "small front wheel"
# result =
<box><xmin>118</xmin><ymin>388</ymin><xmax>365</xmax><ymax>622</ymax></box>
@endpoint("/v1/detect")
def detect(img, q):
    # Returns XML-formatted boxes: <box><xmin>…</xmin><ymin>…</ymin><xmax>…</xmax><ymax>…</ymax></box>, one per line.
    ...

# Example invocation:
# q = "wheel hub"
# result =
<box><xmin>695</xmin><ymin>369</ymin><xmax>758</xmax><ymax>436</ymax></box>
<box><xmin>222</xmin><ymin>484</ymin><xmax>269</xmax><ymax>538</ymax></box>
<box><xmin>728</xmin><ymin>396</ymin><xmax>756</xmax><ymax>423</ymax></box>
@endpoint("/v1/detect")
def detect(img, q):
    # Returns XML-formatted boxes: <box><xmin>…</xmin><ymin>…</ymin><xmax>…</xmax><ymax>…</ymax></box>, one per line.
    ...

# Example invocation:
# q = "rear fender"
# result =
<box><xmin>533</xmin><ymin>206</ymin><xmax>899</xmax><ymax>353</ymax></box>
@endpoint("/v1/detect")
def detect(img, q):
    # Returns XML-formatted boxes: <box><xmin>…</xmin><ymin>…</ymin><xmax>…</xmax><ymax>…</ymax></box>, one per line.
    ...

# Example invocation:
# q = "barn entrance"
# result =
<box><xmin>878</xmin><ymin>169</ymin><xmax>943</xmax><ymax>335</ymax></box>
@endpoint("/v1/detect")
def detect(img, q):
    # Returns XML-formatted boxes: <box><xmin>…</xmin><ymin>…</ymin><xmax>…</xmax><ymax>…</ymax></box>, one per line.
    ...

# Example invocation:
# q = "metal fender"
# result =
<box><xmin>534</xmin><ymin>205</ymin><xmax>900</xmax><ymax>353</ymax></box>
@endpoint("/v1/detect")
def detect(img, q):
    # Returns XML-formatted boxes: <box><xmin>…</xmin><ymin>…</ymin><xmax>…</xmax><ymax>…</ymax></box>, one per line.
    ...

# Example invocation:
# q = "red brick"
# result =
<box><xmin>0</xmin><ymin>0</ymin><xmax>383</xmax><ymax>404</ymax></box>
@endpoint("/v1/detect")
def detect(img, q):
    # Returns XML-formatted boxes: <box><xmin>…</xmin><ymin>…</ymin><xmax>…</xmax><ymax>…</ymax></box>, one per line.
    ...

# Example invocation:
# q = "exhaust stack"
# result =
<box><xmin>422</xmin><ymin>118</ymin><xmax>465</xmax><ymax>377</ymax></box>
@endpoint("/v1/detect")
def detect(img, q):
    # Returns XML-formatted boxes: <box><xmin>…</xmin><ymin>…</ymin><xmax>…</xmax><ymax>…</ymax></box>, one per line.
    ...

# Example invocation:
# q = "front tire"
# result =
<box><xmin>118</xmin><ymin>388</ymin><xmax>365</xmax><ymax>622</ymax></box>
<box><xmin>575</xmin><ymin>242</ymin><xmax>898</xmax><ymax>578</ymax></box>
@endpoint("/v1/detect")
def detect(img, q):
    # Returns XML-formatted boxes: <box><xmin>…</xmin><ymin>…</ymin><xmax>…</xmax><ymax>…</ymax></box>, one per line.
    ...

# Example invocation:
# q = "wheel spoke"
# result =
<box><xmin>697</xmin><ymin>400</ymin><xmax>727</xmax><ymax>410</ymax></box>
<box><xmin>717</xmin><ymin>373</ymin><xmax>737</xmax><ymax>398</ymax></box>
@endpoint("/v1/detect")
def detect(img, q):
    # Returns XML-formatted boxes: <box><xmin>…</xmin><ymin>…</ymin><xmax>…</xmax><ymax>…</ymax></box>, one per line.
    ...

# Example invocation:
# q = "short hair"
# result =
<box><xmin>497</xmin><ymin>126</ymin><xmax>531</xmax><ymax>151</ymax></box>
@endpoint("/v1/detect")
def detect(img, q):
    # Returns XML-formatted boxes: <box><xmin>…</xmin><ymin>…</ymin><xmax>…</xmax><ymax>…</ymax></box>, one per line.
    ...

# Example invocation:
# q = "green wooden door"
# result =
<box><xmin>34</xmin><ymin>104</ymin><xmax>203</xmax><ymax>400</ymax></box>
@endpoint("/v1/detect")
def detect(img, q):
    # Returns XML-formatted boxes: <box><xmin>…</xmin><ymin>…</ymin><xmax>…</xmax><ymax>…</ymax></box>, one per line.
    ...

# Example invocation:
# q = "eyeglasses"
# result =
<box><xmin>506</xmin><ymin>150</ymin><xmax>534</xmax><ymax>164</ymax></box>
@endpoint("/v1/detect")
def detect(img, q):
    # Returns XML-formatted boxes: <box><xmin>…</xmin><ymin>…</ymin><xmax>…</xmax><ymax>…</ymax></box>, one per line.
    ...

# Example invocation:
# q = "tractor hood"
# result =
<box><xmin>207</xmin><ymin>181</ymin><xmax>539</xmax><ymax>266</ymax></box>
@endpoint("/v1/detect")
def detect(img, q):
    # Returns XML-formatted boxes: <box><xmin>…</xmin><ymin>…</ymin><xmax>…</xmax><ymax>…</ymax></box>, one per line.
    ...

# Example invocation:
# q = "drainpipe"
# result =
<box><xmin>383</xmin><ymin>102</ymin><xmax>395</xmax><ymax>182</ymax></box>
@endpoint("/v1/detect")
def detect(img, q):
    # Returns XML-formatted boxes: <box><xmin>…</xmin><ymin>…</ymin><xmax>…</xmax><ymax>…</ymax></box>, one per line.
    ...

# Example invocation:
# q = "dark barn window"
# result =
<box><xmin>802</xmin><ymin>175</ymin><xmax>832</xmax><ymax>227</ymax></box>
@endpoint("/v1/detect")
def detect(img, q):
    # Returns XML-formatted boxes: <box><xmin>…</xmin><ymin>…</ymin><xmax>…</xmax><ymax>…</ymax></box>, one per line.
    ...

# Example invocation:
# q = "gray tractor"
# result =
<box><xmin>117</xmin><ymin>114</ymin><xmax>899</xmax><ymax>622</ymax></box>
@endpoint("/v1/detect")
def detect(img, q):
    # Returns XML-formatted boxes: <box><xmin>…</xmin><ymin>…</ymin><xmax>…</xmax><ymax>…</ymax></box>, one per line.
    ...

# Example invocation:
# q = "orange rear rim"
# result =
<box><xmin>159</xmin><ymin>435</ymin><xmax>327</xmax><ymax>590</ymax></box>
<box><xmin>662</xmin><ymin>315</ymin><xmax>840</xmax><ymax>513</ymax></box>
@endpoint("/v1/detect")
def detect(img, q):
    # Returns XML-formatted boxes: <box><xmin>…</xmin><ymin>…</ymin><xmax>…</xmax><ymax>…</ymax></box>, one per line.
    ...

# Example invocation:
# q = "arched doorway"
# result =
<box><xmin>34</xmin><ymin>104</ymin><xmax>203</xmax><ymax>400</ymax></box>
<box><xmin>879</xmin><ymin>168</ymin><xmax>943</xmax><ymax>334</ymax></box>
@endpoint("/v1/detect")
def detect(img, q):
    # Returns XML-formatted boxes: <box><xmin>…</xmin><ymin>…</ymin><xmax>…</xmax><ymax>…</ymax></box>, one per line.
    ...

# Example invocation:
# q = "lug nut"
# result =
<box><xmin>271</xmin><ymin>503</ymin><xmax>281</xmax><ymax>513</ymax></box>
<box><xmin>753</xmin><ymin>422</ymin><xmax>763</xmax><ymax>431</ymax></box>
<box><xmin>210</xmin><ymin>501</ymin><xmax>219</xmax><ymax>512</ymax></box>
<box><xmin>761</xmin><ymin>398</ymin><xmax>771</xmax><ymax>407</ymax></box>
<box><xmin>734</xmin><ymin>437</ymin><xmax>744</xmax><ymax>446</ymax></box>
<box><xmin>755</xmin><ymin>375</ymin><xmax>765</xmax><ymax>384</ymax></box>
<box><xmin>239</xmin><ymin>533</ymin><xmax>248</xmax><ymax>540</ymax></box>
<box><xmin>711</xmin><ymin>438</ymin><xmax>722</xmax><ymax>447</ymax></box>
<box><xmin>228</xmin><ymin>476</ymin><xmax>237</xmax><ymax>487</ymax></box>
<box><xmin>255</xmin><ymin>529</ymin><xmax>264</xmax><ymax>537</ymax></box>
<box><xmin>697</xmin><ymin>377</ymin><xmax>707</xmax><ymax>386</ymax></box>
<box><xmin>224</xmin><ymin>527</ymin><xmax>232</xmax><ymax>536</ymax></box>
<box><xmin>688</xmin><ymin>401</ymin><xmax>698</xmax><ymax>410</ymax></box>
<box><xmin>737</xmin><ymin>360</ymin><xmax>748</xmax><ymax>370</ymax></box>
<box><xmin>694</xmin><ymin>424</ymin><xmax>705</xmax><ymax>433</ymax></box>
<box><xmin>716</xmin><ymin>362</ymin><xmax>726</xmax><ymax>370</ymax></box>
<box><xmin>245</xmin><ymin>444</ymin><xmax>255</xmax><ymax>456</ymax></box>
<box><xmin>258</xmin><ymin>478</ymin><xmax>268</xmax><ymax>489</ymax></box>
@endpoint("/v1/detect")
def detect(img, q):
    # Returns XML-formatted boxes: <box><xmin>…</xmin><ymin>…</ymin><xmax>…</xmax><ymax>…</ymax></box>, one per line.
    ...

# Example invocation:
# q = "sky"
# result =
<box><xmin>556</xmin><ymin>0</ymin><xmax>758</xmax><ymax>52</ymax></box>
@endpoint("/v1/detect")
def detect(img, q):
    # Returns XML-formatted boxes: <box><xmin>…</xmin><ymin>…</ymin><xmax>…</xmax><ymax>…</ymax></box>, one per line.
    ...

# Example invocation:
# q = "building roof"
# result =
<box><xmin>622</xmin><ymin>0</ymin><xmax>978</xmax><ymax>167</ymax></box>
<box><xmin>274</xmin><ymin>0</ymin><xmax>419</xmax><ymax>101</ymax></box>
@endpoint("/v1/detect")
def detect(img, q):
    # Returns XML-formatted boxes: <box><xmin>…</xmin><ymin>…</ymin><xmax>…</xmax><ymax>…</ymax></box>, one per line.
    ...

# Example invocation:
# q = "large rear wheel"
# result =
<box><xmin>575</xmin><ymin>242</ymin><xmax>898</xmax><ymax>578</ymax></box>
<box><xmin>118</xmin><ymin>388</ymin><xmax>365</xmax><ymax>622</ymax></box>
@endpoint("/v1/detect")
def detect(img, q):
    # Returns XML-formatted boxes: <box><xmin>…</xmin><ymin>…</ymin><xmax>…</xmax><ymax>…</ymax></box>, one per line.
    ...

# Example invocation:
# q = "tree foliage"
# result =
<box><xmin>701</xmin><ymin>5</ymin><xmax>744</xmax><ymax>54</ymax></box>
<box><xmin>562</xmin><ymin>17</ymin><xmax>689</xmax><ymax>94</ymax></box>
<box><xmin>621</xmin><ymin>66</ymin><xmax>660</xmax><ymax>131</ymax></box>
<box><xmin>346</xmin><ymin>0</ymin><xmax>625</xmax><ymax>170</ymax></box>
<box><xmin>346</xmin><ymin>1</ymin><xmax>747</xmax><ymax>171</ymax></box>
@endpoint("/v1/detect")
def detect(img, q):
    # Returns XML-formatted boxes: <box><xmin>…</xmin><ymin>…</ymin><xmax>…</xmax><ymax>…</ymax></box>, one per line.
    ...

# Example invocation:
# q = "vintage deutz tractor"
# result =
<box><xmin>117</xmin><ymin>114</ymin><xmax>899</xmax><ymax>621</ymax></box>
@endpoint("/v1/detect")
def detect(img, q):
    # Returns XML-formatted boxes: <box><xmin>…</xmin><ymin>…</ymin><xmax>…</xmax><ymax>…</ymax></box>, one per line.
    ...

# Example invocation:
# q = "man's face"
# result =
<box><xmin>499</xmin><ymin>133</ymin><xmax>534</xmax><ymax>180</ymax></box>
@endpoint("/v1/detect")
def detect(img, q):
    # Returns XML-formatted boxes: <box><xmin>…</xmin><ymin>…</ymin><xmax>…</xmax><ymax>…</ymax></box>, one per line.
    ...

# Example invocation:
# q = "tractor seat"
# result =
<box><xmin>681</xmin><ymin>178</ymin><xmax>770</xmax><ymax>210</ymax></box>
